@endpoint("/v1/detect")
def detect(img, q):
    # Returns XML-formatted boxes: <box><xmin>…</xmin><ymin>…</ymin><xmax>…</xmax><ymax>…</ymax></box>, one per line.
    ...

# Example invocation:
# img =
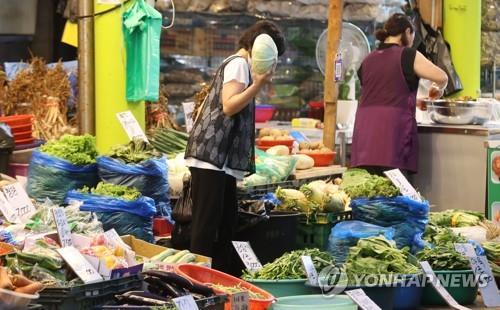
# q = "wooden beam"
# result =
<box><xmin>323</xmin><ymin>0</ymin><xmax>343</xmax><ymax>150</ymax></box>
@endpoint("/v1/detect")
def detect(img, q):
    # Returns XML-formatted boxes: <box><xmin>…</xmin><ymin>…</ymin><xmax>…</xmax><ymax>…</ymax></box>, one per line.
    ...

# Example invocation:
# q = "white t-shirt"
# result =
<box><xmin>185</xmin><ymin>55</ymin><xmax>251</xmax><ymax>180</ymax></box>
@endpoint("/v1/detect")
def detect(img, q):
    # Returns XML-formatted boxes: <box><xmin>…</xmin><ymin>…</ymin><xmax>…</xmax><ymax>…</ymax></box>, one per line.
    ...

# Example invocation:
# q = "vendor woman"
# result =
<box><xmin>184</xmin><ymin>21</ymin><xmax>286</xmax><ymax>272</ymax></box>
<box><xmin>351</xmin><ymin>13</ymin><xmax>448</xmax><ymax>175</ymax></box>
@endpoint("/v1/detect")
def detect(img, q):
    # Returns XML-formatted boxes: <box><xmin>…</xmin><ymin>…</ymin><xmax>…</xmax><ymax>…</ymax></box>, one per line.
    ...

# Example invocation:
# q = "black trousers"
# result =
<box><xmin>189</xmin><ymin>167</ymin><xmax>237</xmax><ymax>273</ymax></box>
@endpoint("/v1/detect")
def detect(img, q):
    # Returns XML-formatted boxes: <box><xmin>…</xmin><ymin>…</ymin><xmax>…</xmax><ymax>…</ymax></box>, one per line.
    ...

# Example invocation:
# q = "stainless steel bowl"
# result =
<box><xmin>424</xmin><ymin>99</ymin><xmax>490</xmax><ymax>125</ymax></box>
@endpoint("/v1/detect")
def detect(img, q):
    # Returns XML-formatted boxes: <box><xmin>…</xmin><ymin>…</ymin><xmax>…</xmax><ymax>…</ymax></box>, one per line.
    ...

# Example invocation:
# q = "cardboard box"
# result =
<box><xmin>120</xmin><ymin>235</ymin><xmax>211</xmax><ymax>267</ymax></box>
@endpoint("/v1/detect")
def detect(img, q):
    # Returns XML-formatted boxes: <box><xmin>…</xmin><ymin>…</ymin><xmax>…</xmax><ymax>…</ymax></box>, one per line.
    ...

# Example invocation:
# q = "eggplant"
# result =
<box><xmin>115</xmin><ymin>291</ymin><xmax>170</xmax><ymax>306</ymax></box>
<box><xmin>144</xmin><ymin>275</ymin><xmax>186</xmax><ymax>298</ymax></box>
<box><xmin>142</xmin><ymin>270</ymin><xmax>194</xmax><ymax>290</ymax></box>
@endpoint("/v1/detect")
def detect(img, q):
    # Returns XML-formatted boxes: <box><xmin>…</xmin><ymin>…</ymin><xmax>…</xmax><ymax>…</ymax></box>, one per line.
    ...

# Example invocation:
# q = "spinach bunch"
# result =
<box><xmin>108</xmin><ymin>139</ymin><xmax>161</xmax><ymax>164</ymax></box>
<box><xmin>40</xmin><ymin>134</ymin><xmax>98</xmax><ymax>165</ymax></box>
<box><xmin>80</xmin><ymin>182</ymin><xmax>141</xmax><ymax>201</ymax></box>
<box><xmin>340</xmin><ymin>169</ymin><xmax>400</xmax><ymax>199</ymax></box>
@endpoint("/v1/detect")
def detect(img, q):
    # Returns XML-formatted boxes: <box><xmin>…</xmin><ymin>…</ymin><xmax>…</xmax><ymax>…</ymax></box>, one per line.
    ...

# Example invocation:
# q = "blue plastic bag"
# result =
<box><xmin>27</xmin><ymin>151</ymin><xmax>98</xmax><ymax>204</ymax></box>
<box><xmin>123</xmin><ymin>0</ymin><xmax>162</xmax><ymax>101</ymax></box>
<box><xmin>96</xmin><ymin>156</ymin><xmax>171</xmax><ymax>217</ymax></box>
<box><xmin>97</xmin><ymin>212</ymin><xmax>154</xmax><ymax>243</ymax></box>
<box><xmin>328</xmin><ymin>220</ymin><xmax>395</xmax><ymax>263</ymax></box>
<box><xmin>351</xmin><ymin>196</ymin><xmax>429</xmax><ymax>252</ymax></box>
<box><xmin>65</xmin><ymin>190</ymin><xmax>156</xmax><ymax>218</ymax></box>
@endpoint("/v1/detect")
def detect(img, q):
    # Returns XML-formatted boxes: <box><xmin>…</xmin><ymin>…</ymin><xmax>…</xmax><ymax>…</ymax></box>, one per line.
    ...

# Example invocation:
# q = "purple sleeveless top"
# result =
<box><xmin>351</xmin><ymin>45</ymin><xmax>418</xmax><ymax>173</ymax></box>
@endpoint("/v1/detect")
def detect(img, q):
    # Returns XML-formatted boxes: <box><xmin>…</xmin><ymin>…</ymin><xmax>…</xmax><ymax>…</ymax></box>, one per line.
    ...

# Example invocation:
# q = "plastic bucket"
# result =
<box><xmin>0</xmin><ymin>288</ymin><xmax>39</xmax><ymax>310</ymax></box>
<box><xmin>246</xmin><ymin>279</ymin><xmax>312</xmax><ymax>298</ymax></box>
<box><xmin>421</xmin><ymin>269</ymin><xmax>478</xmax><ymax>305</ymax></box>
<box><xmin>255</xmin><ymin>105</ymin><xmax>275</xmax><ymax>123</ymax></box>
<box><xmin>175</xmin><ymin>264</ymin><xmax>274</xmax><ymax>310</ymax></box>
<box><xmin>272</xmin><ymin>295</ymin><xmax>357</xmax><ymax>309</ymax></box>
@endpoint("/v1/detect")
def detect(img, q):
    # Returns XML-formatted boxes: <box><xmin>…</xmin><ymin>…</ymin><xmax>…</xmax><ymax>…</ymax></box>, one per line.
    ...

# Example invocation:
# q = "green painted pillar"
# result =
<box><xmin>443</xmin><ymin>0</ymin><xmax>481</xmax><ymax>98</ymax></box>
<box><xmin>94</xmin><ymin>0</ymin><xmax>145</xmax><ymax>152</ymax></box>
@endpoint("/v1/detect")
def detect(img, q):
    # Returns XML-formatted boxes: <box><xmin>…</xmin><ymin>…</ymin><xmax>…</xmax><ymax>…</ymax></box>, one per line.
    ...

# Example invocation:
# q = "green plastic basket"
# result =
<box><xmin>272</xmin><ymin>295</ymin><xmax>357</xmax><ymax>309</ymax></box>
<box><xmin>246</xmin><ymin>279</ymin><xmax>313</xmax><ymax>297</ymax></box>
<box><xmin>296</xmin><ymin>222</ymin><xmax>333</xmax><ymax>250</ymax></box>
<box><xmin>421</xmin><ymin>269</ymin><xmax>478</xmax><ymax>306</ymax></box>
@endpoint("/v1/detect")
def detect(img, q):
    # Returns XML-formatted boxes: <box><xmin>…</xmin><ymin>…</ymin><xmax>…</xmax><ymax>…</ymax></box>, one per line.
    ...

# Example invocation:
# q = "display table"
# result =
<box><xmin>291</xmin><ymin>165</ymin><xmax>346</xmax><ymax>180</ymax></box>
<box><xmin>413</xmin><ymin>124</ymin><xmax>488</xmax><ymax>213</ymax></box>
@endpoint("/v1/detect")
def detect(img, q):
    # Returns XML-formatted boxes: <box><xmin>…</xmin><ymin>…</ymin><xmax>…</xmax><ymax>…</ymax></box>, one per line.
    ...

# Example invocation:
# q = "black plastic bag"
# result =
<box><xmin>97</xmin><ymin>212</ymin><xmax>154</xmax><ymax>243</ymax></box>
<box><xmin>172</xmin><ymin>175</ymin><xmax>192</xmax><ymax>224</ymax></box>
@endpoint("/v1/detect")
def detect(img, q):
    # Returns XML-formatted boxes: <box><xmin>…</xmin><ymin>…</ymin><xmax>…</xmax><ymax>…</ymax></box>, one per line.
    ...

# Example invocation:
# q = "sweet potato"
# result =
<box><xmin>10</xmin><ymin>274</ymin><xmax>33</xmax><ymax>288</ymax></box>
<box><xmin>0</xmin><ymin>267</ymin><xmax>13</xmax><ymax>290</ymax></box>
<box><xmin>14</xmin><ymin>282</ymin><xmax>44</xmax><ymax>295</ymax></box>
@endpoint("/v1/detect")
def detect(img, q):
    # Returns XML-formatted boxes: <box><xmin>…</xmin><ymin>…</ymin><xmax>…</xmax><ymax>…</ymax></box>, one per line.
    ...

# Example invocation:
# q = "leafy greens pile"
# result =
<box><xmin>40</xmin><ymin>134</ymin><xmax>98</xmax><ymax>165</ymax></box>
<box><xmin>345</xmin><ymin>236</ymin><xmax>420</xmax><ymax>281</ymax></box>
<box><xmin>429</xmin><ymin>210</ymin><xmax>484</xmax><ymax>227</ymax></box>
<box><xmin>108</xmin><ymin>139</ymin><xmax>161</xmax><ymax>164</ymax></box>
<box><xmin>79</xmin><ymin>182</ymin><xmax>141</xmax><ymax>201</ymax></box>
<box><xmin>340</xmin><ymin>168</ymin><xmax>399</xmax><ymax>199</ymax></box>
<box><xmin>483</xmin><ymin>242</ymin><xmax>500</xmax><ymax>277</ymax></box>
<box><xmin>242</xmin><ymin>249</ymin><xmax>334</xmax><ymax>280</ymax></box>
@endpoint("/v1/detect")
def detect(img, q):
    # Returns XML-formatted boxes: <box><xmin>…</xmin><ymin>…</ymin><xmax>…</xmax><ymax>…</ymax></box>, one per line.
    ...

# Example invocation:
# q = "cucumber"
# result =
<box><xmin>177</xmin><ymin>253</ymin><xmax>196</xmax><ymax>264</ymax></box>
<box><xmin>163</xmin><ymin>250</ymin><xmax>189</xmax><ymax>263</ymax></box>
<box><xmin>150</xmin><ymin>249</ymin><xmax>176</xmax><ymax>262</ymax></box>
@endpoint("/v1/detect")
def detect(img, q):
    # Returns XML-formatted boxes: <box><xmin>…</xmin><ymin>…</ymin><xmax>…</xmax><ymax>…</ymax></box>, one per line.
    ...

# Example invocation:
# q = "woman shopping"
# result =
<box><xmin>351</xmin><ymin>13</ymin><xmax>448</xmax><ymax>176</ymax></box>
<box><xmin>184</xmin><ymin>21</ymin><xmax>286</xmax><ymax>272</ymax></box>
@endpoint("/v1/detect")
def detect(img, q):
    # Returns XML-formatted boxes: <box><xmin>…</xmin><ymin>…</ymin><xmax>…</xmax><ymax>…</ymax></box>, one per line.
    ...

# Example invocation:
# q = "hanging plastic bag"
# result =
<box><xmin>123</xmin><ymin>0</ymin><xmax>162</xmax><ymax>101</ymax></box>
<box><xmin>65</xmin><ymin>190</ymin><xmax>156</xmax><ymax>218</ymax></box>
<box><xmin>351</xmin><ymin>196</ymin><xmax>429</xmax><ymax>252</ymax></box>
<box><xmin>27</xmin><ymin>150</ymin><xmax>98</xmax><ymax>204</ymax></box>
<box><xmin>327</xmin><ymin>220</ymin><xmax>395</xmax><ymax>263</ymax></box>
<box><xmin>97</xmin><ymin>156</ymin><xmax>171</xmax><ymax>217</ymax></box>
<box><xmin>97</xmin><ymin>212</ymin><xmax>154</xmax><ymax>243</ymax></box>
<box><xmin>172</xmin><ymin>174</ymin><xmax>192</xmax><ymax>224</ymax></box>
<box><xmin>243</xmin><ymin>149</ymin><xmax>297</xmax><ymax>187</ymax></box>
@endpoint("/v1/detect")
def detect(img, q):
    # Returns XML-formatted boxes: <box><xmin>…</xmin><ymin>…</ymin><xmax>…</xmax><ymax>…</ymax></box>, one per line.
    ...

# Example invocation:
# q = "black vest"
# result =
<box><xmin>185</xmin><ymin>56</ymin><xmax>256</xmax><ymax>175</ymax></box>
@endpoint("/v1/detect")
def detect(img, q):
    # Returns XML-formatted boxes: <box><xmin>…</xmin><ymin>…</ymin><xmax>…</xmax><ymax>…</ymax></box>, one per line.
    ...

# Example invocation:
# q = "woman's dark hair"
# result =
<box><xmin>238</xmin><ymin>20</ymin><xmax>286</xmax><ymax>56</ymax></box>
<box><xmin>375</xmin><ymin>13</ymin><xmax>414</xmax><ymax>46</ymax></box>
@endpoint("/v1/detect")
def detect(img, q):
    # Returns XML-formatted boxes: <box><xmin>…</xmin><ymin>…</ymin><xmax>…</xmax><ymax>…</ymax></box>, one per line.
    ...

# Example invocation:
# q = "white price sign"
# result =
<box><xmin>231</xmin><ymin>292</ymin><xmax>249</xmax><ymax>310</ymax></box>
<box><xmin>301</xmin><ymin>255</ymin><xmax>319</xmax><ymax>286</ymax></box>
<box><xmin>0</xmin><ymin>182</ymin><xmax>36</xmax><ymax>223</ymax></box>
<box><xmin>52</xmin><ymin>207</ymin><xmax>73</xmax><ymax>247</ymax></box>
<box><xmin>454</xmin><ymin>243</ymin><xmax>500</xmax><ymax>307</ymax></box>
<box><xmin>116</xmin><ymin>111</ymin><xmax>148</xmax><ymax>142</ymax></box>
<box><xmin>345</xmin><ymin>289</ymin><xmax>381</xmax><ymax>310</ymax></box>
<box><xmin>57</xmin><ymin>246</ymin><xmax>102</xmax><ymax>284</ymax></box>
<box><xmin>384</xmin><ymin>169</ymin><xmax>421</xmax><ymax>202</ymax></box>
<box><xmin>232</xmin><ymin>241</ymin><xmax>262</xmax><ymax>272</ymax></box>
<box><xmin>173</xmin><ymin>295</ymin><xmax>199</xmax><ymax>310</ymax></box>
<box><xmin>420</xmin><ymin>261</ymin><xmax>471</xmax><ymax>310</ymax></box>
<box><xmin>104</xmin><ymin>229</ymin><xmax>131</xmax><ymax>250</ymax></box>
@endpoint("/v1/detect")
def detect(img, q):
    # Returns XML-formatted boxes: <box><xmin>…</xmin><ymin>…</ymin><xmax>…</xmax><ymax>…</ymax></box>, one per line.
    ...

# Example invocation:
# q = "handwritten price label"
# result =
<box><xmin>345</xmin><ymin>289</ymin><xmax>381</xmax><ymax>310</ymax></box>
<box><xmin>454</xmin><ymin>243</ymin><xmax>500</xmax><ymax>307</ymax></box>
<box><xmin>57</xmin><ymin>246</ymin><xmax>102</xmax><ymax>284</ymax></box>
<box><xmin>232</xmin><ymin>241</ymin><xmax>262</xmax><ymax>272</ymax></box>
<box><xmin>0</xmin><ymin>182</ymin><xmax>36</xmax><ymax>223</ymax></box>
<box><xmin>173</xmin><ymin>295</ymin><xmax>199</xmax><ymax>310</ymax></box>
<box><xmin>384</xmin><ymin>169</ymin><xmax>422</xmax><ymax>202</ymax></box>
<box><xmin>116</xmin><ymin>111</ymin><xmax>148</xmax><ymax>142</ymax></box>
<box><xmin>52</xmin><ymin>207</ymin><xmax>73</xmax><ymax>247</ymax></box>
<box><xmin>231</xmin><ymin>292</ymin><xmax>249</xmax><ymax>310</ymax></box>
<box><xmin>301</xmin><ymin>255</ymin><xmax>319</xmax><ymax>286</ymax></box>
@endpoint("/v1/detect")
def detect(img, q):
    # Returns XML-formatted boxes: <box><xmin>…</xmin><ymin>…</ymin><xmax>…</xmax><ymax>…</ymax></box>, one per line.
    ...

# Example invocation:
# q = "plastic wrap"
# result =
<box><xmin>97</xmin><ymin>156</ymin><xmax>171</xmax><ymax>217</ymax></box>
<box><xmin>66</xmin><ymin>190</ymin><xmax>156</xmax><ymax>218</ymax></box>
<box><xmin>27</xmin><ymin>150</ymin><xmax>98</xmax><ymax>204</ymax></box>
<box><xmin>351</xmin><ymin>196</ymin><xmax>429</xmax><ymax>252</ymax></box>
<box><xmin>343</xmin><ymin>4</ymin><xmax>380</xmax><ymax>21</ymax></box>
<box><xmin>123</xmin><ymin>0</ymin><xmax>162</xmax><ymax>101</ymax></box>
<box><xmin>97</xmin><ymin>212</ymin><xmax>154</xmax><ymax>243</ymax></box>
<box><xmin>328</xmin><ymin>220</ymin><xmax>395</xmax><ymax>263</ymax></box>
<box><xmin>242</xmin><ymin>149</ymin><xmax>297</xmax><ymax>187</ymax></box>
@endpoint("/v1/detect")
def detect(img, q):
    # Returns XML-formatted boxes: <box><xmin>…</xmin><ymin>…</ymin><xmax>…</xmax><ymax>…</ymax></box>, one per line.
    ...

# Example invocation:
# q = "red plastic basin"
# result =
<box><xmin>0</xmin><ymin>115</ymin><xmax>33</xmax><ymax>127</ymax></box>
<box><xmin>298</xmin><ymin>151</ymin><xmax>336</xmax><ymax>166</ymax></box>
<box><xmin>13</xmin><ymin>131</ymin><xmax>33</xmax><ymax>140</ymax></box>
<box><xmin>175</xmin><ymin>264</ymin><xmax>275</xmax><ymax>310</ymax></box>
<box><xmin>255</xmin><ymin>105</ymin><xmax>275</xmax><ymax>123</ymax></box>
<box><xmin>255</xmin><ymin>138</ymin><xmax>294</xmax><ymax>147</ymax></box>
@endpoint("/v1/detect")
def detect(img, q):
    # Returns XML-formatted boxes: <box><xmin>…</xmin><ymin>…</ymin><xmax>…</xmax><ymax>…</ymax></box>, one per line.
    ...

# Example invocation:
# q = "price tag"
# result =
<box><xmin>301</xmin><ymin>255</ymin><xmax>319</xmax><ymax>286</ymax></box>
<box><xmin>104</xmin><ymin>229</ymin><xmax>131</xmax><ymax>250</ymax></box>
<box><xmin>173</xmin><ymin>295</ymin><xmax>199</xmax><ymax>310</ymax></box>
<box><xmin>57</xmin><ymin>246</ymin><xmax>102</xmax><ymax>284</ymax></box>
<box><xmin>0</xmin><ymin>182</ymin><xmax>36</xmax><ymax>223</ymax></box>
<box><xmin>420</xmin><ymin>261</ymin><xmax>471</xmax><ymax>310</ymax></box>
<box><xmin>384</xmin><ymin>169</ymin><xmax>422</xmax><ymax>202</ymax></box>
<box><xmin>454</xmin><ymin>243</ymin><xmax>500</xmax><ymax>307</ymax></box>
<box><xmin>345</xmin><ymin>289</ymin><xmax>381</xmax><ymax>310</ymax></box>
<box><xmin>52</xmin><ymin>207</ymin><xmax>73</xmax><ymax>247</ymax></box>
<box><xmin>116</xmin><ymin>111</ymin><xmax>148</xmax><ymax>142</ymax></box>
<box><xmin>231</xmin><ymin>292</ymin><xmax>249</xmax><ymax>310</ymax></box>
<box><xmin>232</xmin><ymin>241</ymin><xmax>262</xmax><ymax>272</ymax></box>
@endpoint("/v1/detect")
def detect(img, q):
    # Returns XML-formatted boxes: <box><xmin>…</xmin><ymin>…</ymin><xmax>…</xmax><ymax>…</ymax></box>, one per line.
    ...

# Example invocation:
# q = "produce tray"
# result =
<box><xmin>99</xmin><ymin>295</ymin><xmax>227</xmax><ymax>310</ymax></box>
<box><xmin>36</xmin><ymin>275</ymin><xmax>142</xmax><ymax>310</ymax></box>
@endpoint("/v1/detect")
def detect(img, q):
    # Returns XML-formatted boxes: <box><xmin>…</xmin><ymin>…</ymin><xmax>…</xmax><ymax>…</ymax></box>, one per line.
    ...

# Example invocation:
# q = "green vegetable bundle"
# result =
<box><xmin>40</xmin><ymin>134</ymin><xmax>98</xmax><ymax>165</ymax></box>
<box><xmin>108</xmin><ymin>139</ymin><xmax>161</xmax><ymax>164</ymax></box>
<box><xmin>483</xmin><ymin>242</ymin><xmax>500</xmax><ymax>265</ymax></box>
<box><xmin>345</xmin><ymin>236</ymin><xmax>420</xmax><ymax>281</ymax></box>
<box><xmin>340</xmin><ymin>169</ymin><xmax>399</xmax><ymax>199</ymax></box>
<box><xmin>429</xmin><ymin>210</ymin><xmax>484</xmax><ymax>227</ymax></box>
<box><xmin>151</xmin><ymin>128</ymin><xmax>189</xmax><ymax>157</ymax></box>
<box><xmin>79</xmin><ymin>182</ymin><xmax>141</xmax><ymax>201</ymax></box>
<box><xmin>242</xmin><ymin>249</ymin><xmax>335</xmax><ymax>280</ymax></box>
